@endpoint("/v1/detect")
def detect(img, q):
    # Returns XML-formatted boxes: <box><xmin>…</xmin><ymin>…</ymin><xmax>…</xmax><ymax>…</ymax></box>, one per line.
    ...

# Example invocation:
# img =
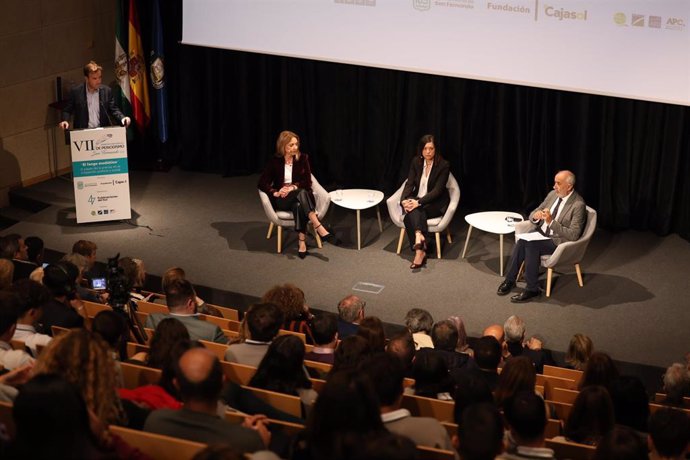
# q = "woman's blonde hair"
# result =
<box><xmin>565</xmin><ymin>333</ymin><xmax>593</xmax><ymax>371</ymax></box>
<box><xmin>34</xmin><ymin>329</ymin><xmax>125</xmax><ymax>425</ymax></box>
<box><xmin>275</xmin><ymin>130</ymin><xmax>300</xmax><ymax>160</ymax></box>
<box><xmin>0</xmin><ymin>259</ymin><xmax>13</xmax><ymax>290</ymax></box>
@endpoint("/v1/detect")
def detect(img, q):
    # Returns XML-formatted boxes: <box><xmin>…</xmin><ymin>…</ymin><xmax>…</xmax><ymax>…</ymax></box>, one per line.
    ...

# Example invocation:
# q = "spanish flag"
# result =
<box><xmin>128</xmin><ymin>0</ymin><xmax>150</xmax><ymax>131</ymax></box>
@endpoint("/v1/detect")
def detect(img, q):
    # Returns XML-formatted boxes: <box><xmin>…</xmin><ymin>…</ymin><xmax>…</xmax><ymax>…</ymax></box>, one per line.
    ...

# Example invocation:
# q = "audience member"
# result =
<box><xmin>304</xmin><ymin>312</ymin><xmax>338</xmax><ymax>365</ymax></box>
<box><xmin>92</xmin><ymin>309</ymin><xmax>129</xmax><ymax>361</ymax></box>
<box><xmin>386</xmin><ymin>330</ymin><xmax>416</xmax><ymax>377</ymax></box>
<box><xmin>72</xmin><ymin>239</ymin><xmax>99</xmax><ymax>271</ymax></box>
<box><xmin>503</xmin><ymin>315</ymin><xmax>555</xmax><ymax>373</ymax></box>
<box><xmin>579</xmin><ymin>351</ymin><xmax>619</xmax><ymax>391</ymax></box>
<box><xmin>40</xmin><ymin>261</ymin><xmax>85</xmax><ymax>334</ymax></box>
<box><xmin>330</xmin><ymin>335</ymin><xmax>372</xmax><ymax>375</ymax></box>
<box><xmin>0</xmin><ymin>362</ymin><xmax>33</xmax><ymax>402</ymax></box>
<box><xmin>1</xmin><ymin>234</ymin><xmax>35</xmax><ymax>281</ymax></box>
<box><xmin>453</xmin><ymin>373</ymin><xmax>494</xmax><ymax>430</ymax></box>
<box><xmin>224</xmin><ymin>302</ymin><xmax>284</xmax><ymax>366</ymax></box>
<box><xmin>154</xmin><ymin>266</ymin><xmax>222</xmax><ymax>317</ymax></box>
<box><xmin>420</xmin><ymin>319</ymin><xmax>473</xmax><ymax>374</ymax></box>
<box><xmin>262</xmin><ymin>283</ymin><xmax>314</xmax><ymax>343</ymax></box>
<box><xmin>0</xmin><ymin>291</ymin><xmax>35</xmax><ymax>370</ymax></box>
<box><xmin>0</xmin><ymin>259</ymin><xmax>14</xmax><ymax>290</ymax></box>
<box><xmin>456</xmin><ymin>403</ymin><xmax>505</xmax><ymax>460</ymax></box>
<box><xmin>457</xmin><ymin>335</ymin><xmax>501</xmax><ymax>390</ymax></box>
<box><xmin>483</xmin><ymin>323</ymin><xmax>509</xmax><ymax>363</ymax></box>
<box><xmin>404</xmin><ymin>308</ymin><xmax>434</xmax><ymax>350</ymax></box>
<box><xmin>144</xmin><ymin>348</ymin><xmax>268</xmax><ymax>453</ymax></box>
<box><xmin>132</xmin><ymin>317</ymin><xmax>190</xmax><ymax>366</ymax></box>
<box><xmin>593</xmin><ymin>425</ymin><xmax>648</xmax><ymax>460</ymax></box>
<box><xmin>356</xmin><ymin>315</ymin><xmax>386</xmax><ymax>353</ymax></box>
<box><xmin>359</xmin><ymin>352</ymin><xmax>455</xmax><ymax>452</ymax></box>
<box><xmin>62</xmin><ymin>251</ymin><xmax>104</xmax><ymax>303</ymax></box>
<box><xmin>494</xmin><ymin>356</ymin><xmax>537</xmax><ymax>409</ymax></box>
<box><xmin>447</xmin><ymin>315</ymin><xmax>473</xmax><ymax>357</ymax></box>
<box><xmin>661</xmin><ymin>362</ymin><xmax>690</xmax><ymax>407</ymax></box>
<box><xmin>499</xmin><ymin>391</ymin><xmax>555</xmax><ymax>459</ymax></box>
<box><xmin>411</xmin><ymin>349</ymin><xmax>454</xmax><ymax>400</ymax></box>
<box><xmin>609</xmin><ymin>375</ymin><xmax>650</xmax><ymax>435</ymax></box>
<box><xmin>647</xmin><ymin>407</ymin><xmax>690</xmax><ymax>460</ymax></box>
<box><xmin>24</xmin><ymin>236</ymin><xmax>44</xmax><ymax>266</ymax></box>
<box><xmin>564</xmin><ymin>333</ymin><xmax>593</xmax><ymax>370</ymax></box>
<box><xmin>146</xmin><ymin>279</ymin><xmax>226</xmax><ymax>343</ymax></box>
<box><xmin>350</xmin><ymin>432</ymin><xmax>419</xmax><ymax>460</ymax></box>
<box><xmin>11</xmin><ymin>279</ymin><xmax>53</xmax><ymax>356</ymax></box>
<box><xmin>336</xmin><ymin>294</ymin><xmax>365</xmax><ymax>338</ymax></box>
<box><xmin>560</xmin><ymin>385</ymin><xmax>614</xmax><ymax>445</ymax></box>
<box><xmin>249</xmin><ymin>334</ymin><xmax>318</xmax><ymax>416</ymax></box>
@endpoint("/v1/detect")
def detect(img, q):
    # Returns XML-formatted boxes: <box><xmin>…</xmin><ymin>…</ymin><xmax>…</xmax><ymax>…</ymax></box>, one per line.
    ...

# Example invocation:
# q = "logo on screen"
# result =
<box><xmin>486</xmin><ymin>2</ymin><xmax>531</xmax><ymax>15</ymax></box>
<box><xmin>631</xmin><ymin>14</ymin><xmax>644</xmax><ymax>27</ymax></box>
<box><xmin>544</xmin><ymin>5</ymin><xmax>587</xmax><ymax>21</ymax></box>
<box><xmin>666</xmin><ymin>17</ymin><xmax>685</xmax><ymax>30</ymax></box>
<box><xmin>613</xmin><ymin>12</ymin><xmax>627</xmax><ymax>26</ymax></box>
<box><xmin>648</xmin><ymin>16</ymin><xmax>661</xmax><ymax>28</ymax></box>
<box><xmin>413</xmin><ymin>0</ymin><xmax>431</xmax><ymax>11</ymax></box>
<box><xmin>77</xmin><ymin>181</ymin><xmax>84</xmax><ymax>190</ymax></box>
<box><xmin>88</xmin><ymin>195</ymin><xmax>95</xmax><ymax>205</ymax></box>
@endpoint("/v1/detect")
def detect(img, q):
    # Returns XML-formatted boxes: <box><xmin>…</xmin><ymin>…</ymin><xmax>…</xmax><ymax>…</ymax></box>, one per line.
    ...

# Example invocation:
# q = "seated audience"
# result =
<box><xmin>0</xmin><ymin>234</ymin><xmax>35</xmax><ymax>281</ymax></box>
<box><xmin>453</xmin><ymin>373</ymin><xmax>494</xmax><ymax>429</ymax></box>
<box><xmin>579</xmin><ymin>351</ymin><xmax>619</xmax><ymax>391</ymax></box>
<box><xmin>419</xmin><ymin>319</ymin><xmax>473</xmax><ymax>374</ymax></box>
<box><xmin>144</xmin><ymin>348</ymin><xmax>268</xmax><ymax>453</ymax></box>
<box><xmin>249</xmin><ymin>334</ymin><xmax>318</xmax><ymax>416</ymax></box>
<box><xmin>0</xmin><ymin>363</ymin><xmax>33</xmax><ymax>402</ymax></box>
<box><xmin>359</xmin><ymin>352</ymin><xmax>455</xmax><ymax>452</ymax></box>
<box><xmin>647</xmin><ymin>407</ymin><xmax>690</xmax><ymax>460</ymax></box>
<box><xmin>24</xmin><ymin>236</ymin><xmax>44</xmax><ymax>267</ymax></box>
<box><xmin>11</xmin><ymin>279</ymin><xmax>52</xmax><ymax>356</ymax></box>
<box><xmin>494</xmin><ymin>356</ymin><xmax>537</xmax><ymax>409</ymax></box>
<box><xmin>131</xmin><ymin>317</ymin><xmax>190</xmax><ymax>365</ymax></box>
<box><xmin>336</xmin><ymin>294</ymin><xmax>365</xmax><ymax>339</ymax></box>
<box><xmin>609</xmin><ymin>375</ymin><xmax>650</xmax><ymax>436</ymax></box>
<box><xmin>0</xmin><ymin>291</ymin><xmax>35</xmax><ymax>370</ymax></box>
<box><xmin>145</xmin><ymin>279</ymin><xmax>226</xmax><ymax>343</ymax></box>
<box><xmin>350</xmin><ymin>432</ymin><xmax>419</xmax><ymax>460</ymax></box>
<box><xmin>356</xmin><ymin>315</ymin><xmax>386</xmax><ymax>353</ymax></box>
<box><xmin>560</xmin><ymin>385</ymin><xmax>614</xmax><ymax>446</ymax></box>
<box><xmin>72</xmin><ymin>239</ymin><xmax>100</xmax><ymax>280</ymax></box>
<box><xmin>483</xmin><ymin>323</ymin><xmax>510</xmax><ymax>364</ymax></box>
<box><xmin>661</xmin><ymin>362</ymin><xmax>690</xmax><ymax>407</ymax></box>
<box><xmin>411</xmin><ymin>349</ymin><xmax>454</xmax><ymax>400</ymax></box>
<box><xmin>456</xmin><ymin>335</ymin><xmax>501</xmax><ymax>391</ymax></box>
<box><xmin>330</xmin><ymin>335</ymin><xmax>372</xmax><ymax>375</ymax></box>
<box><xmin>62</xmin><ymin>251</ymin><xmax>104</xmax><ymax>303</ymax></box>
<box><xmin>92</xmin><ymin>309</ymin><xmax>129</xmax><ymax>361</ymax></box>
<box><xmin>262</xmin><ymin>283</ymin><xmax>314</xmax><ymax>343</ymax></box>
<box><xmin>503</xmin><ymin>315</ymin><xmax>555</xmax><ymax>373</ymax></box>
<box><xmin>304</xmin><ymin>312</ymin><xmax>338</xmax><ymax>365</ymax></box>
<box><xmin>593</xmin><ymin>425</ymin><xmax>648</xmax><ymax>460</ymax></box>
<box><xmin>154</xmin><ymin>266</ymin><xmax>222</xmax><ymax>317</ymax></box>
<box><xmin>404</xmin><ymin>307</ymin><xmax>434</xmax><ymax>350</ymax></box>
<box><xmin>456</xmin><ymin>403</ymin><xmax>505</xmax><ymax>460</ymax></box>
<box><xmin>0</xmin><ymin>259</ymin><xmax>14</xmax><ymax>290</ymax></box>
<box><xmin>40</xmin><ymin>261</ymin><xmax>85</xmax><ymax>334</ymax></box>
<box><xmin>564</xmin><ymin>333</ymin><xmax>593</xmax><ymax>370</ymax></box>
<box><xmin>118</xmin><ymin>256</ymin><xmax>148</xmax><ymax>300</ymax></box>
<box><xmin>386</xmin><ymin>330</ymin><xmax>416</xmax><ymax>377</ymax></box>
<box><xmin>224</xmin><ymin>302</ymin><xmax>284</xmax><ymax>366</ymax></box>
<box><xmin>448</xmin><ymin>315</ymin><xmax>473</xmax><ymax>357</ymax></box>
<box><xmin>499</xmin><ymin>391</ymin><xmax>555</xmax><ymax>460</ymax></box>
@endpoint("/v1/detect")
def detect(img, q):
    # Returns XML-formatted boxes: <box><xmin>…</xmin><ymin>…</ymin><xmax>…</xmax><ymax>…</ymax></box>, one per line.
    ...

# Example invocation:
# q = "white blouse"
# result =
<box><xmin>417</xmin><ymin>161</ymin><xmax>433</xmax><ymax>198</ymax></box>
<box><xmin>284</xmin><ymin>163</ymin><xmax>293</xmax><ymax>185</ymax></box>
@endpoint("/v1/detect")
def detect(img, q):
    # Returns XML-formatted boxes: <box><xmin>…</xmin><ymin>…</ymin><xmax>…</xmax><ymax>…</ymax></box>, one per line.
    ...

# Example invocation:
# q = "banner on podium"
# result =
<box><xmin>70</xmin><ymin>126</ymin><xmax>132</xmax><ymax>223</ymax></box>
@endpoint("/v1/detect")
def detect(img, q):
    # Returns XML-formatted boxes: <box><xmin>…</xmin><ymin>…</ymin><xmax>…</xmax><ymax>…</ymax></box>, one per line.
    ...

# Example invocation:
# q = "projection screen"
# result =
<box><xmin>182</xmin><ymin>0</ymin><xmax>690</xmax><ymax>106</ymax></box>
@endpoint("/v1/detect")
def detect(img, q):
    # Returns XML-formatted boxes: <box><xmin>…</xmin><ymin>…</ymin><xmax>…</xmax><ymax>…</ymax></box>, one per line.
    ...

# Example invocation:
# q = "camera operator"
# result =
<box><xmin>40</xmin><ymin>261</ymin><xmax>85</xmax><ymax>335</ymax></box>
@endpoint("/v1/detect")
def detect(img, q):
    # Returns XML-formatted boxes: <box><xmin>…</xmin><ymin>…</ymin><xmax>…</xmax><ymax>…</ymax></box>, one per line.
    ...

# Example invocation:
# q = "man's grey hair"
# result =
<box><xmin>503</xmin><ymin>315</ymin><xmax>526</xmax><ymax>343</ymax></box>
<box><xmin>663</xmin><ymin>363</ymin><xmax>690</xmax><ymax>394</ymax></box>
<box><xmin>404</xmin><ymin>308</ymin><xmax>434</xmax><ymax>334</ymax></box>
<box><xmin>337</xmin><ymin>295</ymin><xmax>365</xmax><ymax>323</ymax></box>
<box><xmin>560</xmin><ymin>170</ymin><xmax>576</xmax><ymax>186</ymax></box>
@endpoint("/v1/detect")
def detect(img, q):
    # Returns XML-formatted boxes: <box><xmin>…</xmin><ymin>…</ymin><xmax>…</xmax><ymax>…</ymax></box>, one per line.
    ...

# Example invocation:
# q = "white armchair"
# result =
<box><xmin>386</xmin><ymin>173</ymin><xmax>461</xmax><ymax>259</ymax></box>
<box><xmin>516</xmin><ymin>206</ymin><xmax>597</xmax><ymax>296</ymax></box>
<box><xmin>258</xmin><ymin>174</ymin><xmax>331</xmax><ymax>253</ymax></box>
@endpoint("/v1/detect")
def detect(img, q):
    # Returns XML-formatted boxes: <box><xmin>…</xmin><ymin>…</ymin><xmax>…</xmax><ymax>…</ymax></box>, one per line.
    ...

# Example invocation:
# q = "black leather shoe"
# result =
<box><xmin>298</xmin><ymin>250</ymin><xmax>308</xmax><ymax>259</ymax></box>
<box><xmin>321</xmin><ymin>232</ymin><xmax>342</xmax><ymax>246</ymax></box>
<box><xmin>510</xmin><ymin>289</ymin><xmax>541</xmax><ymax>303</ymax></box>
<box><xmin>497</xmin><ymin>280</ymin><xmax>516</xmax><ymax>296</ymax></box>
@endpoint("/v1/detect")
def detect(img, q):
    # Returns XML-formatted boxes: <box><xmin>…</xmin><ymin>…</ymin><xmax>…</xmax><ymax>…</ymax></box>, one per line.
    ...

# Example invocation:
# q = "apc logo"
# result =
<box><xmin>88</xmin><ymin>195</ymin><xmax>95</xmax><ymax>205</ymax></box>
<box><xmin>666</xmin><ymin>17</ymin><xmax>685</xmax><ymax>30</ymax></box>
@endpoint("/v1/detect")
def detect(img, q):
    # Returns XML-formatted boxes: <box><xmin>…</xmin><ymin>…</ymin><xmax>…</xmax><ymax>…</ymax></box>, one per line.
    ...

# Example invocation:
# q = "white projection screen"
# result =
<box><xmin>182</xmin><ymin>0</ymin><xmax>690</xmax><ymax>106</ymax></box>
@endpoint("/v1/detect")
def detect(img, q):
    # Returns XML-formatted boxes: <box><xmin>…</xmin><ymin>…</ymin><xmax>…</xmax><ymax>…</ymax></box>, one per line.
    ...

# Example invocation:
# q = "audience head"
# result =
<box><xmin>386</xmin><ymin>330</ymin><xmax>416</xmax><ymax>372</ymax></box>
<box><xmin>0</xmin><ymin>233</ymin><xmax>27</xmax><ymax>260</ymax></box>
<box><xmin>431</xmin><ymin>319</ymin><xmax>459</xmax><ymax>352</ymax></box>
<box><xmin>161</xmin><ymin>266</ymin><xmax>186</xmax><ymax>292</ymax></box>
<box><xmin>165</xmin><ymin>278</ymin><xmax>197</xmax><ymax>312</ymax></box>
<box><xmin>494</xmin><ymin>355</ymin><xmax>536</xmax><ymax>408</ymax></box>
<box><xmin>564</xmin><ymin>385</ymin><xmax>615</xmax><ymax>445</ymax></box>
<box><xmin>457</xmin><ymin>403</ymin><xmax>504</xmax><ymax>460</ymax></box>
<box><xmin>42</xmin><ymin>261</ymin><xmax>79</xmax><ymax>298</ymax></box>
<box><xmin>593</xmin><ymin>425</ymin><xmax>648</xmax><ymax>460</ymax></box>
<box><xmin>174</xmin><ymin>348</ymin><xmax>224</xmax><ymax>404</ymax></box>
<box><xmin>91</xmin><ymin>309</ymin><xmax>129</xmax><ymax>359</ymax></box>
<box><xmin>503</xmin><ymin>315</ymin><xmax>526</xmax><ymax>343</ymax></box>
<box><xmin>482</xmin><ymin>324</ymin><xmax>505</xmax><ymax>344</ymax></box>
<box><xmin>358</xmin><ymin>352</ymin><xmax>406</xmax><ymax>408</ymax></box>
<box><xmin>24</xmin><ymin>236</ymin><xmax>44</xmax><ymax>265</ymax></box>
<box><xmin>337</xmin><ymin>294</ymin><xmax>366</xmax><ymax>323</ymax></box>
<box><xmin>262</xmin><ymin>283</ymin><xmax>306</xmax><ymax>321</ymax></box>
<box><xmin>244</xmin><ymin>302</ymin><xmax>284</xmax><ymax>342</ymax></box>
<box><xmin>71</xmin><ymin>239</ymin><xmax>98</xmax><ymax>268</ymax></box>
<box><xmin>11</xmin><ymin>279</ymin><xmax>51</xmax><ymax>325</ymax></box>
<box><xmin>250</xmin><ymin>334</ymin><xmax>311</xmax><ymax>395</ymax></box>
<box><xmin>609</xmin><ymin>375</ymin><xmax>650</xmax><ymax>433</ymax></box>
<box><xmin>310</xmin><ymin>312</ymin><xmax>338</xmax><ymax>346</ymax></box>
<box><xmin>580</xmin><ymin>351</ymin><xmax>619</xmax><ymax>391</ymax></box>
<box><xmin>412</xmin><ymin>350</ymin><xmax>453</xmax><ymax>398</ymax></box>
<box><xmin>35</xmin><ymin>329</ymin><xmax>124</xmax><ymax>424</ymax></box>
<box><xmin>0</xmin><ymin>290</ymin><xmax>21</xmax><ymax>339</ymax></box>
<box><xmin>663</xmin><ymin>362</ymin><xmax>690</xmax><ymax>405</ymax></box>
<box><xmin>404</xmin><ymin>308</ymin><xmax>433</xmax><ymax>334</ymax></box>
<box><xmin>356</xmin><ymin>316</ymin><xmax>386</xmax><ymax>353</ymax></box>
<box><xmin>0</xmin><ymin>259</ymin><xmax>14</xmax><ymax>290</ymax></box>
<box><xmin>474</xmin><ymin>336</ymin><xmax>502</xmax><ymax>371</ymax></box>
<box><xmin>118</xmin><ymin>256</ymin><xmax>146</xmax><ymax>289</ymax></box>
<box><xmin>447</xmin><ymin>315</ymin><xmax>470</xmax><ymax>353</ymax></box>
<box><xmin>565</xmin><ymin>333</ymin><xmax>593</xmax><ymax>371</ymax></box>
<box><xmin>159</xmin><ymin>339</ymin><xmax>198</xmax><ymax>401</ymax></box>
<box><xmin>147</xmin><ymin>317</ymin><xmax>191</xmax><ymax>369</ymax></box>
<box><xmin>61</xmin><ymin>252</ymin><xmax>89</xmax><ymax>281</ymax></box>
<box><xmin>454</xmin><ymin>373</ymin><xmax>495</xmax><ymax>428</ymax></box>
<box><xmin>503</xmin><ymin>391</ymin><xmax>547</xmax><ymax>445</ymax></box>
<box><xmin>331</xmin><ymin>335</ymin><xmax>371</xmax><ymax>374</ymax></box>
<box><xmin>647</xmin><ymin>407</ymin><xmax>690</xmax><ymax>459</ymax></box>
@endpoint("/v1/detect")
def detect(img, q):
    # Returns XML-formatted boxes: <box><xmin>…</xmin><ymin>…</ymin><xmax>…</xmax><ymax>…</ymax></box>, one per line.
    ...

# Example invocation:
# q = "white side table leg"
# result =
<box><xmin>376</xmin><ymin>205</ymin><xmax>383</xmax><ymax>233</ymax></box>
<box><xmin>461</xmin><ymin>225</ymin><xmax>473</xmax><ymax>258</ymax></box>
<box><xmin>357</xmin><ymin>209</ymin><xmax>361</xmax><ymax>250</ymax></box>
<box><xmin>499</xmin><ymin>234</ymin><xmax>504</xmax><ymax>277</ymax></box>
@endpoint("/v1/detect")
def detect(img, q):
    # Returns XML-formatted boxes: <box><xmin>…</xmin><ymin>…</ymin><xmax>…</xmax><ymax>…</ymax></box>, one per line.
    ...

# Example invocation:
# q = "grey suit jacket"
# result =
<box><xmin>224</xmin><ymin>342</ymin><xmax>271</xmax><ymax>367</ymax></box>
<box><xmin>527</xmin><ymin>190</ymin><xmax>587</xmax><ymax>246</ymax></box>
<box><xmin>145</xmin><ymin>313</ymin><xmax>227</xmax><ymax>344</ymax></box>
<box><xmin>383</xmin><ymin>410</ymin><xmax>456</xmax><ymax>455</ymax></box>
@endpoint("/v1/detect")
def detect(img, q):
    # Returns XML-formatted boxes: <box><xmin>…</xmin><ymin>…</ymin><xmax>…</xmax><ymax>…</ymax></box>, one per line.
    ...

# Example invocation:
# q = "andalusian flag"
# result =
<box><xmin>150</xmin><ymin>0</ymin><xmax>168</xmax><ymax>143</ymax></box>
<box><xmin>128</xmin><ymin>0</ymin><xmax>150</xmax><ymax>131</ymax></box>
<box><xmin>114</xmin><ymin>0</ymin><xmax>132</xmax><ymax>122</ymax></box>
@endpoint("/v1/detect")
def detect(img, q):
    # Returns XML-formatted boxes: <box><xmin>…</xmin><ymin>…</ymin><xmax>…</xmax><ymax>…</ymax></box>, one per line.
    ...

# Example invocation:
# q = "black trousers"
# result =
<box><xmin>403</xmin><ymin>205</ymin><xmax>443</xmax><ymax>251</ymax></box>
<box><xmin>504</xmin><ymin>237</ymin><xmax>557</xmax><ymax>291</ymax></box>
<box><xmin>273</xmin><ymin>188</ymin><xmax>316</xmax><ymax>233</ymax></box>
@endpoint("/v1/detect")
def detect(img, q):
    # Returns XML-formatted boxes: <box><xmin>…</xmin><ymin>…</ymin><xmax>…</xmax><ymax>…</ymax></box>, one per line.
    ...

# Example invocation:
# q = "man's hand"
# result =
<box><xmin>59</xmin><ymin>121</ymin><xmax>69</xmax><ymax>130</ymax></box>
<box><xmin>242</xmin><ymin>414</ymin><xmax>271</xmax><ymax>447</ymax></box>
<box><xmin>121</xmin><ymin>116</ymin><xmax>131</xmax><ymax>127</ymax></box>
<box><xmin>0</xmin><ymin>363</ymin><xmax>34</xmax><ymax>386</ymax></box>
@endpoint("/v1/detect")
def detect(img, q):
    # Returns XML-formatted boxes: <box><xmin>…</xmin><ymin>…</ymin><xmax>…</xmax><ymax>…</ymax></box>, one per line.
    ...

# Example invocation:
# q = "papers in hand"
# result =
<box><xmin>517</xmin><ymin>231</ymin><xmax>551</xmax><ymax>242</ymax></box>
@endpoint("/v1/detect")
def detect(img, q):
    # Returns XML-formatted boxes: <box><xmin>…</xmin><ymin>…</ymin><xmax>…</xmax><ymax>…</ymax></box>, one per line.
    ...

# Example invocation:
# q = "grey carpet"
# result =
<box><xmin>5</xmin><ymin>168</ymin><xmax>689</xmax><ymax>371</ymax></box>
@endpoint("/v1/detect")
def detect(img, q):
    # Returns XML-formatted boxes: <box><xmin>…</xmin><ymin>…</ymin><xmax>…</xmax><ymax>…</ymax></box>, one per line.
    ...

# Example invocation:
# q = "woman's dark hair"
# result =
<box><xmin>249</xmin><ymin>334</ymin><xmax>311</xmax><ymax>395</ymax></box>
<box><xmin>454</xmin><ymin>372</ymin><xmax>495</xmax><ymax>428</ymax></box>
<box><xmin>305</xmin><ymin>369</ymin><xmax>385</xmax><ymax>460</ymax></box>
<box><xmin>579</xmin><ymin>352</ymin><xmax>619</xmax><ymax>392</ymax></box>
<box><xmin>609</xmin><ymin>376</ymin><xmax>650</xmax><ymax>433</ymax></box>
<box><xmin>147</xmin><ymin>318</ymin><xmax>191</xmax><ymax>369</ymax></box>
<box><xmin>356</xmin><ymin>316</ymin><xmax>386</xmax><ymax>353</ymax></box>
<box><xmin>564</xmin><ymin>385</ymin><xmax>615</xmax><ymax>445</ymax></box>
<box><xmin>494</xmin><ymin>356</ymin><xmax>537</xmax><ymax>408</ymax></box>
<box><xmin>159</xmin><ymin>339</ymin><xmax>200</xmax><ymax>400</ymax></box>
<box><xmin>330</xmin><ymin>335</ymin><xmax>372</xmax><ymax>375</ymax></box>
<box><xmin>412</xmin><ymin>351</ymin><xmax>453</xmax><ymax>399</ymax></box>
<box><xmin>9</xmin><ymin>374</ymin><xmax>105</xmax><ymax>459</ymax></box>
<box><xmin>593</xmin><ymin>425</ymin><xmax>648</xmax><ymax>460</ymax></box>
<box><xmin>92</xmin><ymin>309</ymin><xmax>129</xmax><ymax>361</ymax></box>
<box><xmin>416</xmin><ymin>134</ymin><xmax>442</xmax><ymax>160</ymax></box>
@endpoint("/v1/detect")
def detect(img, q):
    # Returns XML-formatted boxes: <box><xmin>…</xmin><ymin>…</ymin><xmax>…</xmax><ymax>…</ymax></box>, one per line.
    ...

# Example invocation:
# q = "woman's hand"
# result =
<box><xmin>402</xmin><ymin>199</ymin><xmax>419</xmax><ymax>212</ymax></box>
<box><xmin>277</xmin><ymin>184</ymin><xmax>296</xmax><ymax>198</ymax></box>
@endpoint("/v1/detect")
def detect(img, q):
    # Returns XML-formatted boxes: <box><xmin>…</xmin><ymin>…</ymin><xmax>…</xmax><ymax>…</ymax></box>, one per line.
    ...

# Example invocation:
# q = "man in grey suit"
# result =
<box><xmin>145</xmin><ymin>279</ymin><xmax>227</xmax><ymax>343</ymax></box>
<box><xmin>497</xmin><ymin>170</ymin><xmax>587</xmax><ymax>303</ymax></box>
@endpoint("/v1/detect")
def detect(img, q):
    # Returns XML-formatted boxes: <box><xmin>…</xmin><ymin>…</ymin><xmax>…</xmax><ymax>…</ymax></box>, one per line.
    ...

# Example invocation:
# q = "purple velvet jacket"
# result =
<box><xmin>258</xmin><ymin>154</ymin><xmax>314</xmax><ymax>199</ymax></box>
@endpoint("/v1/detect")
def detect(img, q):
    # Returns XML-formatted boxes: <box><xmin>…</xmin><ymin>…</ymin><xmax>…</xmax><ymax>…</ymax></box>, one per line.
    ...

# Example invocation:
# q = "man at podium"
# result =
<box><xmin>59</xmin><ymin>61</ymin><xmax>130</xmax><ymax>130</ymax></box>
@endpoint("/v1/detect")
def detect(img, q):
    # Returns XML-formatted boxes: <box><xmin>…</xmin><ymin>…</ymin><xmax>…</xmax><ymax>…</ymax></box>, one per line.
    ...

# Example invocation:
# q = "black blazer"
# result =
<box><xmin>61</xmin><ymin>83</ymin><xmax>126</xmax><ymax>130</ymax></box>
<box><xmin>258</xmin><ymin>154</ymin><xmax>313</xmax><ymax>196</ymax></box>
<box><xmin>401</xmin><ymin>156</ymin><xmax>451</xmax><ymax>214</ymax></box>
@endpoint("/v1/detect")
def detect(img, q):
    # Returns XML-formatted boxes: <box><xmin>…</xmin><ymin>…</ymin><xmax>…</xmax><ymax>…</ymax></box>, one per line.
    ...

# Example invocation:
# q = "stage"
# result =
<box><xmin>4</xmin><ymin>168</ymin><xmax>688</xmax><ymax>380</ymax></box>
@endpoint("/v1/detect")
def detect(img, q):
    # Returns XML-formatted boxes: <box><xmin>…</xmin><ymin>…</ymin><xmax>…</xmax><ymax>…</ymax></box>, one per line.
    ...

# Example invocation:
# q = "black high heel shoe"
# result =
<box><xmin>298</xmin><ymin>236</ymin><xmax>308</xmax><ymax>259</ymax></box>
<box><xmin>316</xmin><ymin>224</ymin><xmax>341</xmax><ymax>246</ymax></box>
<box><xmin>410</xmin><ymin>254</ymin><xmax>427</xmax><ymax>270</ymax></box>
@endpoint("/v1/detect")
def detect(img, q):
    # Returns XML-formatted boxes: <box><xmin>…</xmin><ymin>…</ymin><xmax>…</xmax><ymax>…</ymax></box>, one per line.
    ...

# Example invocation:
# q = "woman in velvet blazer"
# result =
<box><xmin>258</xmin><ymin>131</ymin><xmax>337</xmax><ymax>258</ymax></box>
<box><xmin>400</xmin><ymin>134</ymin><xmax>450</xmax><ymax>270</ymax></box>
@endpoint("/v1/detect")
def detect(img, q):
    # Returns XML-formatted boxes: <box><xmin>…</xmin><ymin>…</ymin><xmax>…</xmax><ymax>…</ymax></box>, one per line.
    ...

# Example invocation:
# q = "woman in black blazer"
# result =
<box><xmin>258</xmin><ymin>131</ymin><xmax>337</xmax><ymax>258</ymax></box>
<box><xmin>400</xmin><ymin>135</ymin><xmax>450</xmax><ymax>269</ymax></box>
